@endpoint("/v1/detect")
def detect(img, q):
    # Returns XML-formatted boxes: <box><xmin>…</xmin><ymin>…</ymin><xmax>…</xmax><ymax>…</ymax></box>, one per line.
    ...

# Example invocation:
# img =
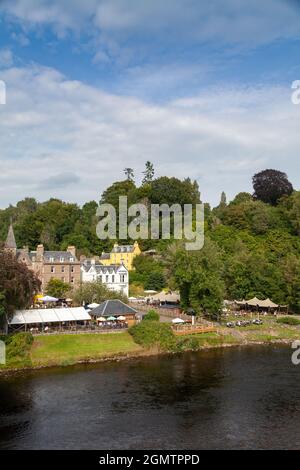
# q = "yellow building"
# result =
<box><xmin>100</xmin><ymin>241</ymin><xmax>141</xmax><ymax>271</ymax></box>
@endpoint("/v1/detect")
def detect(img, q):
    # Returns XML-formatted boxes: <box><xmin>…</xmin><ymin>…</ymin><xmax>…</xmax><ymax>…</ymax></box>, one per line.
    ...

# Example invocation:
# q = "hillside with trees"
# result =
<box><xmin>1</xmin><ymin>166</ymin><xmax>299</xmax><ymax>313</ymax></box>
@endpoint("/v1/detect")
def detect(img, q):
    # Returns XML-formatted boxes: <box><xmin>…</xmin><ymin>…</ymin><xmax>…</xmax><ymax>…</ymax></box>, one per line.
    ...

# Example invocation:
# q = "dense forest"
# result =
<box><xmin>1</xmin><ymin>166</ymin><xmax>300</xmax><ymax>313</ymax></box>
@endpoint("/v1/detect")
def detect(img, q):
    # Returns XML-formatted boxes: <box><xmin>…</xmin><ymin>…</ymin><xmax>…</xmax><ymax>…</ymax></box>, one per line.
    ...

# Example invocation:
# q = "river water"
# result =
<box><xmin>0</xmin><ymin>345</ymin><xmax>299</xmax><ymax>450</ymax></box>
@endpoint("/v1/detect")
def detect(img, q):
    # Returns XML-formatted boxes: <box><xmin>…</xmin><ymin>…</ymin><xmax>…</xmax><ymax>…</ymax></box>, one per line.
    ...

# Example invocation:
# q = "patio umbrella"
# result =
<box><xmin>144</xmin><ymin>290</ymin><xmax>157</xmax><ymax>294</ymax></box>
<box><xmin>41</xmin><ymin>295</ymin><xmax>58</xmax><ymax>302</ymax></box>
<box><xmin>172</xmin><ymin>318</ymin><xmax>185</xmax><ymax>324</ymax></box>
<box><xmin>97</xmin><ymin>317</ymin><xmax>106</xmax><ymax>322</ymax></box>
<box><xmin>117</xmin><ymin>316</ymin><xmax>126</xmax><ymax>321</ymax></box>
<box><xmin>88</xmin><ymin>303</ymin><xmax>100</xmax><ymax>309</ymax></box>
<box><xmin>107</xmin><ymin>316</ymin><xmax>117</xmax><ymax>321</ymax></box>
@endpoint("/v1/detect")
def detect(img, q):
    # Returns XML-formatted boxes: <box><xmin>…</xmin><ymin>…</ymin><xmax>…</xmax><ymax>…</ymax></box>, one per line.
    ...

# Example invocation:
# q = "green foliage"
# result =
<box><xmin>253</xmin><ymin>169</ymin><xmax>293</xmax><ymax>205</ymax></box>
<box><xmin>142</xmin><ymin>161</ymin><xmax>155</xmax><ymax>184</ymax></box>
<box><xmin>276</xmin><ymin>316</ymin><xmax>300</xmax><ymax>325</ymax></box>
<box><xmin>129</xmin><ymin>321</ymin><xmax>176</xmax><ymax>351</ymax></box>
<box><xmin>46</xmin><ymin>278</ymin><xmax>70</xmax><ymax>299</ymax></box>
<box><xmin>175</xmin><ymin>336</ymin><xmax>200</xmax><ymax>352</ymax></box>
<box><xmin>0</xmin><ymin>248</ymin><xmax>41</xmax><ymax>317</ymax></box>
<box><xmin>143</xmin><ymin>309</ymin><xmax>160</xmax><ymax>321</ymax></box>
<box><xmin>72</xmin><ymin>281</ymin><xmax>128</xmax><ymax>306</ymax></box>
<box><xmin>3</xmin><ymin>333</ymin><xmax>34</xmax><ymax>367</ymax></box>
<box><xmin>166</xmin><ymin>239</ymin><xmax>225</xmax><ymax>314</ymax></box>
<box><xmin>132</xmin><ymin>255</ymin><xmax>166</xmax><ymax>290</ymax></box>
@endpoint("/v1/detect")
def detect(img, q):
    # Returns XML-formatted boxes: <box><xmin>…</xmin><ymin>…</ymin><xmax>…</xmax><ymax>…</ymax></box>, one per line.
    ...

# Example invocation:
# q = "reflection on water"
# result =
<box><xmin>0</xmin><ymin>345</ymin><xmax>299</xmax><ymax>449</ymax></box>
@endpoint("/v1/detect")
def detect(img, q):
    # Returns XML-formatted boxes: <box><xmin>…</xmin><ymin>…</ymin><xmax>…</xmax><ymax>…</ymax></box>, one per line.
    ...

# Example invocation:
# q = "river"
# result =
<box><xmin>0</xmin><ymin>345</ymin><xmax>299</xmax><ymax>450</ymax></box>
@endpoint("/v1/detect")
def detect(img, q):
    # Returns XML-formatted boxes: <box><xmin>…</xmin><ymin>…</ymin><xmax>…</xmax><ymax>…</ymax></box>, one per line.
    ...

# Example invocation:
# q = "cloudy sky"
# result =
<box><xmin>0</xmin><ymin>0</ymin><xmax>300</xmax><ymax>208</ymax></box>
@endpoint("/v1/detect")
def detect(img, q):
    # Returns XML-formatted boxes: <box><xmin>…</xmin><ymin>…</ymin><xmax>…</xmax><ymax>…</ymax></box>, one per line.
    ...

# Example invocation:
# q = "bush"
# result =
<box><xmin>175</xmin><ymin>336</ymin><xmax>200</xmax><ymax>352</ymax></box>
<box><xmin>143</xmin><ymin>309</ymin><xmax>160</xmax><ymax>321</ymax></box>
<box><xmin>6</xmin><ymin>332</ymin><xmax>34</xmax><ymax>359</ymax></box>
<box><xmin>277</xmin><ymin>316</ymin><xmax>300</xmax><ymax>326</ymax></box>
<box><xmin>129</xmin><ymin>321</ymin><xmax>176</xmax><ymax>351</ymax></box>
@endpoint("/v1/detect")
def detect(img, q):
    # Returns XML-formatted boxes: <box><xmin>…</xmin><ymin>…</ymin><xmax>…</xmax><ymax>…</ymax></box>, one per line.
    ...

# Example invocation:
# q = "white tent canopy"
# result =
<box><xmin>172</xmin><ymin>318</ymin><xmax>185</xmax><ymax>324</ymax></box>
<box><xmin>87</xmin><ymin>303</ymin><xmax>100</xmax><ymax>309</ymax></box>
<box><xmin>40</xmin><ymin>295</ymin><xmax>58</xmax><ymax>302</ymax></box>
<box><xmin>9</xmin><ymin>307</ymin><xmax>91</xmax><ymax>325</ymax></box>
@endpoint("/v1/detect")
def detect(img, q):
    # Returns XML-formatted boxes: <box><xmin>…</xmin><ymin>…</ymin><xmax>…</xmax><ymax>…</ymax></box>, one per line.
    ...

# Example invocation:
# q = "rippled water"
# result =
<box><xmin>0</xmin><ymin>345</ymin><xmax>299</xmax><ymax>449</ymax></box>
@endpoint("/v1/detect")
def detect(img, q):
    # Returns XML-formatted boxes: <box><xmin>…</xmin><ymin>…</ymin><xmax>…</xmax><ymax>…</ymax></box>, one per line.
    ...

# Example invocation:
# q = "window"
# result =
<box><xmin>106</xmin><ymin>275</ymin><xmax>109</xmax><ymax>283</ymax></box>
<box><xmin>51</xmin><ymin>266</ymin><xmax>55</xmax><ymax>273</ymax></box>
<box><xmin>112</xmin><ymin>275</ymin><xmax>115</xmax><ymax>283</ymax></box>
<box><xmin>71</xmin><ymin>266</ymin><xmax>74</xmax><ymax>273</ymax></box>
<box><xmin>71</xmin><ymin>277</ymin><xmax>74</xmax><ymax>283</ymax></box>
<box><xmin>49</xmin><ymin>257</ymin><xmax>54</xmax><ymax>262</ymax></box>
<box><xmin>61</xmin><ymin>266</ymin><xmax>65</xmax><ymax>273</ymax></box>
<box><xmin>70</xmin><ymin>257</ymin><xmax>74</xmax><ymax>262</ymax></box>
<box><xmin>60</xmin><ymin>257</ymin><xmax>65</xmax><ymax>262</ymax></box>
<box><xmin>120</xmin><ymin>274</ymin><xmax>126</xmax><ymax>283</ymax></box>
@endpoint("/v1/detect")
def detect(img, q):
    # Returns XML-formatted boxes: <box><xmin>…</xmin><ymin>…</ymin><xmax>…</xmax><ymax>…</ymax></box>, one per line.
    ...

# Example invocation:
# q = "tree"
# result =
<box><xmin>45</xmin><ymin>278</ymin><xmax>70</xmax><ymax>299</ymax></box>
<box><xmin>124</xmin><ymin>168</ymin><xmax>135</xmax><ymax>182</ymax></box>
<box><xmin>220</xmin><ymin>191</ymin><xmax>227</xmax><ymax>206</ymax></box>
<box><xmin>166</xmin><ymin>239</ymin><xmax>224</xmax><ymax>315</ymax></box>
<box><xmin>150</xmin><ymin>176</ymin><xmax>200</xmax><ymax>206</ymax></box>
<box><xmin>72</xmin><ymin>281</ymin><xmax>128</xmax><ymax>306</ymax></box>
<box><xmin>0</xmin><ymin>248</ymin><xmax>41</xmax><ymax>319</ymax></box>
<box><xmin>253</xmin><ymin>169</ymin><xmax>293</xmax><ymax>205</ymax></box>
<box><xmin>144</xmin><ymin>272</ymin><xmax>165</xmax><ymax>291</ymax></box>
<box><xmin>142</xmin><ymin>161</ymin><xmax>155</xmax><ymax>184</ymax></box>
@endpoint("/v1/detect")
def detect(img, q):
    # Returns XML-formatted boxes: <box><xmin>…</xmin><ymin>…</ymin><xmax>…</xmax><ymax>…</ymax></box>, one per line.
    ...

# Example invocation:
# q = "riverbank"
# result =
<box><xmin>1</xmin><ymin>317</ymin><xmax>300</xmax><ymax>375</ymax></box>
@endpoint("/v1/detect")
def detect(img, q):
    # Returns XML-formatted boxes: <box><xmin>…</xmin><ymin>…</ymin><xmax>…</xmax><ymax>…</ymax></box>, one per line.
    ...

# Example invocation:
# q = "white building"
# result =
<box><xmin>81</xmin><ymin>260</ymin><xmax>129</xmax><ymax>297</ymax></box>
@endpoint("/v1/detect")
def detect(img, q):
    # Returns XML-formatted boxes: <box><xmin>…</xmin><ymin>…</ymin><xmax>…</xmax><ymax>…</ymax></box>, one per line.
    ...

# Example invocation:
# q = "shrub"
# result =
<box><xmin>6</xmin><ymin>332</ymin><xmax>34</xmax><ymax>359</ymax></box>
<box><xmin>143</xmin><ymin>309</ymin><xmax>160</xmax><ymax>321</ymax></box>
<box><xmin>129</xmin><ymin>321</ymin><xmax>176</xmax><ymax>351</ymax></box>
<box><xmin>277</xmin><ymin>316</ymin><xmax>300</xmax><ymax>326</ymax></box>
<box><xmin>175</xmin><ymin>336</ymin><xmax>200</xmax><ymax>352</ymax></box>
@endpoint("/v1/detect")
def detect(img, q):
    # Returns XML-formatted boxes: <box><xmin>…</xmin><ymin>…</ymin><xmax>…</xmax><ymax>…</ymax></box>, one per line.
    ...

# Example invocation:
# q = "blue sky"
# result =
<box><xmin>0</xmin><ymin>0</ymin><xmax>300</xmax><ymax>207</ymax></box>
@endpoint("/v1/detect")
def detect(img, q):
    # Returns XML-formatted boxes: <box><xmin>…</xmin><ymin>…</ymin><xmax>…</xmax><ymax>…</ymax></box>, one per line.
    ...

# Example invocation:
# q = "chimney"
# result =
<box><xmin>36</xmin><ymin>244</ymin><xmax>44</xmax><ymax>260</ymax></box>
<box><xmin>67</xmin><ymin>246</ymin><xmax>76</xmax><ymax>258</ymax></box>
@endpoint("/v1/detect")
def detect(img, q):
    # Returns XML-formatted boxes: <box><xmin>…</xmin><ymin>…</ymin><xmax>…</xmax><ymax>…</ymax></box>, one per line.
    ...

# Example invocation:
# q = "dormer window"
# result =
<box><xmin>60</xmin><ymin>257</ymin><xmax>65</xmax><ymax>262</ymax></box>
<box><xmin>49</xmin><ymin>257</ymin><xmax>54</xmax><ymax>262</ymax></box>
<box><xmin>70</xmin><ymin>257</ymin><xmax>74</xmax><ymax>262</ymax></box>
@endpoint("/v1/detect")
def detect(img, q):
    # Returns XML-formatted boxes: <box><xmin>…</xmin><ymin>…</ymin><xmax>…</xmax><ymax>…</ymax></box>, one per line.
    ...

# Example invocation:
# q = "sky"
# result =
<box><xmin>0</xmin><ymin>0</ymin><xmax>300</xmax><ymax>208</ymax></box>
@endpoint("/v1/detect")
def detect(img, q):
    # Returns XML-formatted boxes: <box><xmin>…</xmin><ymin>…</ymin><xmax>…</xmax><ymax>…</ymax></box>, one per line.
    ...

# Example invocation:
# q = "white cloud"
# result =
<box><xmin>2</xmin><ymin>0</ymin><xmax>300</xmax><ymax>47</ymax></box>
<box><xmin>0</xmin><ymin>63</ymin><xmax>299</xmax><ymax>208</ymax></box>
<box><xmin>0</xmin><ymin>48</ymin><xmax>14</xmax><ymax>67</ymax></box>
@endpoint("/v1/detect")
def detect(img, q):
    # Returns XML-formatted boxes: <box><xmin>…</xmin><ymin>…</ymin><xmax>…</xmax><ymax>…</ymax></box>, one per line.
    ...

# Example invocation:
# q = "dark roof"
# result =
<box><xmin>29</xmin><ymin>251</ymin><xmax>78</xmax><ymax>262</ymax></box>
<box><xmin>81</xmin><ymin>262</ymin><xmax>126</xmax><ymax>274</ymax></box>
<box><xmin>90</xmin><ymin>300</ymin><xmax>137</xmax><ymax>317</ymax></box>
<box><xmin>100</xmin><ymin>253</ymin><xmax>110</xmax><ymax>260</ymax></box>
<box><xmin>5</xmin><ymin>224</ymin><xmax>17</xmax><ymax>250</ymax></box>
<box><xmin>111</xmin><ymin>245</ymin><xmax>134</xmax><ymax>253</ymax></box>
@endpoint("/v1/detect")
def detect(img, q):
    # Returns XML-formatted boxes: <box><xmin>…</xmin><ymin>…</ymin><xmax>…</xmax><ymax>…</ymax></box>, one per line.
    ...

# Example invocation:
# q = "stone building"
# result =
<box><xmin>4</xmin><ymin>224</ymin><xmax>81</xmax><ymax>292</ymax></box>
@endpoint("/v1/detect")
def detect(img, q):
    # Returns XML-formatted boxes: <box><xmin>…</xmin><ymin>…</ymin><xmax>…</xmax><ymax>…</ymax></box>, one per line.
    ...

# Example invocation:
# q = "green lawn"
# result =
<box><xmin>30</xmin><ymin>332</ymin><xmax>142</xmax><ymax>367</ymax></box>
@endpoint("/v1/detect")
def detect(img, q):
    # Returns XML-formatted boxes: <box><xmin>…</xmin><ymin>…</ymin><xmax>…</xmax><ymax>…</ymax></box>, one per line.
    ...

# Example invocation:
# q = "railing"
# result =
<box><xmin>173</xmin><ymin>325</ymin><xmax>216</xmax><ymax>336</ymax></box>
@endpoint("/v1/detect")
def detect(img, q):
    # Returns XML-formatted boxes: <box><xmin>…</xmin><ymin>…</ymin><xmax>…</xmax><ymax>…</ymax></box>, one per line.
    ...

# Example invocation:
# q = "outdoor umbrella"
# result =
<box><xmin>117</xmin><ymin>316</ymin><xmax>126</xmax><ymax>321</ymax></box>
<box><xmin>97</xmin><ymin>317</ymin><xmax>106</xmax><ymax>322</ymax></box>
<box><xmin>107</xmin><ymin>316</ymin><xmax>117</xmax><ymax>321</ymax></box>
<box><xmin>172</xmin><ymin>318</ymin><xmax>185</xmax><ymax>324</ymax></box>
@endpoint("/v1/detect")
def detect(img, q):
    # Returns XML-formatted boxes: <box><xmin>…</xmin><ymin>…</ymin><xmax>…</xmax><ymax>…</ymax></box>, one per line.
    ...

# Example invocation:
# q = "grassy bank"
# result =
<box><xmin>0</xmin><ymin>332</ymin><xmax>142</xmax><ymax>370</ymax></box>
<box><xmin>1</xmin><ymin>317</ymin><xmax>299</xmax><ymax>373</ymax></box>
